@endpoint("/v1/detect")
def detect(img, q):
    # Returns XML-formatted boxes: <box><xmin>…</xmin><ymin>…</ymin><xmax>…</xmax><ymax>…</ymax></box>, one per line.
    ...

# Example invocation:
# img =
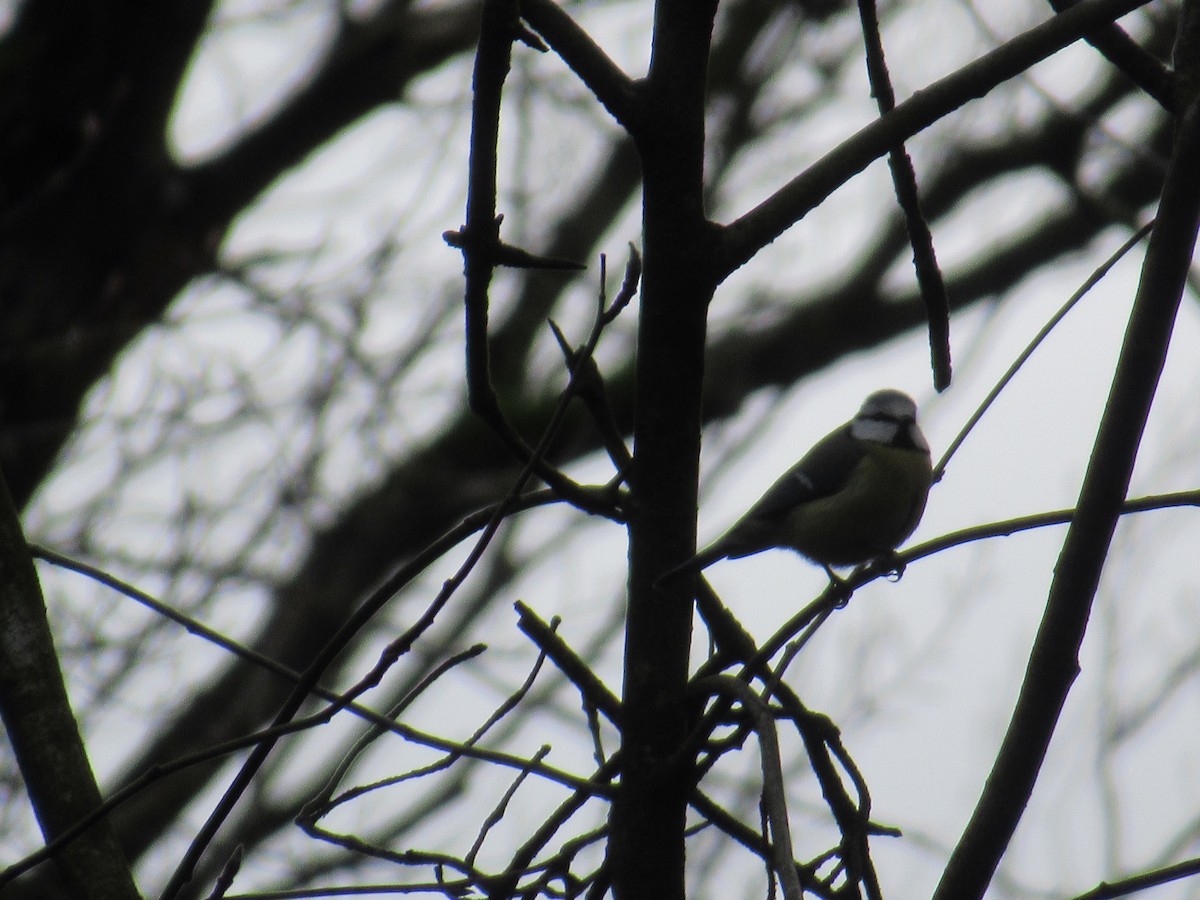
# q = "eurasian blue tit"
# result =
<box><xmin>661</xmin><ymin>389</ymin><xmax>932</xmax><ymax>582</ymax></box>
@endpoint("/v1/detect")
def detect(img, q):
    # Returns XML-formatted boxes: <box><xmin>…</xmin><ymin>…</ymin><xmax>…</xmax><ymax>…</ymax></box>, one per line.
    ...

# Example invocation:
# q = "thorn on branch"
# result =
<box><xmin>602</xmin><ymin>243</ymin><xmax>641</xmax><ymax>324</ymax></box>
<box><xmin>512</xmin><ymin>19</ymin><xmax>549</xmax><ymax>52</ymax></box>
<box><xmin>444</xmin><ymin>226</ymin><xmax>586</xmax><ymax>270</ymax></box>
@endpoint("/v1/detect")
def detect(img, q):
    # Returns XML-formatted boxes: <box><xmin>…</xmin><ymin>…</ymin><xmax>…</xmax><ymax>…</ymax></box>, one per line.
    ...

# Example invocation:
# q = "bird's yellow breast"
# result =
<box><xmin>780</xmin><ymin>443</ymin><xmax>932</xmax><ymax>566</ymax></box>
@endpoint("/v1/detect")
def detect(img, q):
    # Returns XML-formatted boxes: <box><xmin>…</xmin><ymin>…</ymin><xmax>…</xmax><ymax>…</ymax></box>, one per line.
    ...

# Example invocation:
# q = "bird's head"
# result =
<box><xmin>850</xmin><ymin>389</ymin><xmax>929</xmax><ymax>453</ymax></box>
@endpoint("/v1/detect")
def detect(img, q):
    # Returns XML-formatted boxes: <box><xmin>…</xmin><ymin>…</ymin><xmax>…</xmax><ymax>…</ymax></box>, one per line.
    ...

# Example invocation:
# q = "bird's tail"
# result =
<box><xmin>654</xmin><ymin>543</ymin><xmax>727</xmax><ymax>589</ymax></box>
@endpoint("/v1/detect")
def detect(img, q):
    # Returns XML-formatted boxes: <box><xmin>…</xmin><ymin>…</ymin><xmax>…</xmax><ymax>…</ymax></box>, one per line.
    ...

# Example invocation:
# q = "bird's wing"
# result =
<box><xmin>739</xmin><ymin>424</ymin><xmax>865</xmax><ymax>525</ymax></box>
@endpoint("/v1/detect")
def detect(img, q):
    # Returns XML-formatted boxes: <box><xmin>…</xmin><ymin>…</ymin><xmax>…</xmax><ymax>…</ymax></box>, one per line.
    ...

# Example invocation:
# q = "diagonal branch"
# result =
<box><xmin>520</xmin><ymin>0</ymin><xmax>643</xmax><ymax>128</ymax></box>
<box><xmin>716</xmin><ymin>0</ymin><xmax>1156</xmax><ymax>279</ymax></box>
<box><xmin>0</xmin><ymin>471</ymin><xmax>139</xmax><ymax>900</ymax></box>
<box><xmin>933</xmin><ymin>21</ymin><xmax>1200</xmax><ymax>896</ymax></box>
<box><xmin>1048</xmin><ymin>0</ymin><xmax>1176</xmax><ymax>110</ymax></box>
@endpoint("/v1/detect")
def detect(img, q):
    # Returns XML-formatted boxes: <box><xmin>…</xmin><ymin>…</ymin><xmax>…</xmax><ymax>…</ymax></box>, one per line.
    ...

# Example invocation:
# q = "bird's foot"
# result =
<box><xmin>823</xmin><ymin>566</ymin><xmax>853</xmax><ymax>607</ymax></box>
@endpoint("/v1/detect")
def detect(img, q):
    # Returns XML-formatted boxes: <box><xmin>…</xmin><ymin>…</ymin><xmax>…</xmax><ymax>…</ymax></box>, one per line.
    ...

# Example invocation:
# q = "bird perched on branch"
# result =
<box><xmin>659</xmin><ymin>389</ymin><xmax>933</xmax><ymax>583</ymax></box>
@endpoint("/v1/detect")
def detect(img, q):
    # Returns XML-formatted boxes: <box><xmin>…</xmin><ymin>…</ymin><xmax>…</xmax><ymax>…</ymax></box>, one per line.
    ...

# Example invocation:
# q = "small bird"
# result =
<box><xmin>660</xmin><ymin>389</ymin><xmax>932</xmax><ymax>583</ymax></box>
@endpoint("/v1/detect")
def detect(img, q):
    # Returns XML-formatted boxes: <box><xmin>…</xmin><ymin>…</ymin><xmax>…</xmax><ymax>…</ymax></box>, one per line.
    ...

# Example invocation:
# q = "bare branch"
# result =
<box><xmin>515</xmin><ymin>601</ymin><xmax>622</xmax><ymax>726</ymax></box>
<box><xmin>520</xmin><ymin>0</ymin><xmax>643</xmax><ymax>128</ymax></box>
<box><xmin>1048</xmin><ymin>0</ymin><xmax>1176</xmax><ymax>109</ymax></box>
<box><xmin>1069</xmin><ymin>855</ymin><xmax>1200</xmax><ymax>899</ymax></box>
<box><xmin>935</xmin><ymin>44</ymin><xmax>1200</xmax><ymax>897</ymax></box>
<box><xmin>717</xmin><ymin>0</ymin><xmax>1157</xmax><ymax>278</ymax></box>
<box><xmin>856</xmin><ymin>0</ymin><xmax>952</xmax><ymax>390</ymax></box>
<box><xmin>693</xmin><ymin>676</ymin><xmax>803</xmax><ymax>900</ymax></box>
<box><xmin>0</xmin><ymin>473</ymin><xmax>138</xmax><ymax>897</ymax></box>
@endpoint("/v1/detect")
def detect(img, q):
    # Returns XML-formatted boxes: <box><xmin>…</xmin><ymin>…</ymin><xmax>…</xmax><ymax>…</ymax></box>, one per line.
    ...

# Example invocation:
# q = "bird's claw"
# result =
<box><xmin>823</xmin><ymin>566</ymin><xmax>853</xmax><ymax>607</ymax></box>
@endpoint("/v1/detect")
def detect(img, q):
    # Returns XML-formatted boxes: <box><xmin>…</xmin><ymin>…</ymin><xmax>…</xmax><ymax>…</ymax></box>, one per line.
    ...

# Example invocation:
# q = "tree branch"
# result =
<box><xmin>608</xmin><ymin>2</ymin><xmax>721</xmax><ymax>898</ymax></box>
<box><xmin>521</xmin><ymin>0</ymin><xmax>643</xmax><ymax>128</ymax></box>
<box><xmin>693</xmin><ymin>676</ymin><xmax>803</xmax><ymax>900</ymax></box>
<box><xmin>717</xmin><ymin>0</ymin><xmax>1156</xmax><ymax>278</ymax></box>
<box><xmin>934</xmin><ymin>22</ymin><xmax>1200</xmax><ymax>894</ymax></box>
<box><xmin>856</xmin><ymin>0</ymin><xmax>952</xmax><ymax>390</ymax></box>
<box><xmin>0</xmin><ymin>470</ymin><xmax>138</xmax><ymax>900</ymax></box>
<box><xmin>1048</xmin><ymin>0</ymin><xmax>1176</xmax><ymax>110</ymax></box>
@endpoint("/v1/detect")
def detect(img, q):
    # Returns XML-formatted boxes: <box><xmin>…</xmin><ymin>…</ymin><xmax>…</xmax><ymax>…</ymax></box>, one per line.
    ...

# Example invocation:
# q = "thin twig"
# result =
<box><xmin>515</xmin><ymin>601</ymin><xmax>622</xmax><ymax>725</ymax></box>
<box><xmin>465</xmin><ymin>745</ymin><xmax>553</xmax><ymax>868</ymax></box>
<box><xmin>934</xmin><ymin>220</ymin><xmax>1154</xmax><ymax>481</ymax></box>
<box><xmin>718</xmin><ymin>0</ymin><xmax>1157</xmax><ymax>277</ymax></box>
<box><xmin>857</xmin><ymin>0</ymin><xmax>952</xmax><ymax>390</ymax></box>
<box><xmin>693</xmin><ymin>676</ymin><xmax>803</xmax><ymax>900</ymax></box>
<box><xmin>1069</xmin><ymin>855</ymin><xmax>1200</xmax><ymax>899</ymax></box>
<box><xmin>934</xmin><ymin>71</ymin><xmax>1200</xmax><ymax>899</ymax></box>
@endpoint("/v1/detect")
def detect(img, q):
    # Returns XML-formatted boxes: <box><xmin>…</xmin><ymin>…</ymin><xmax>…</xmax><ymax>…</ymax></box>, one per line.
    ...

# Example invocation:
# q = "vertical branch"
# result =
<box><xmin>608</xmin><ymin>2</ymin><xmax>721</xmax><ymax>899</ymax></box>
<box><xmin>460</xmin><ymin>0</ymin><xmax>516</xmax><ymax>418</ymax></box>
<box><xmin>934</xmin><ymin>8</ymin><xmax>1200</xmax><ymax>894</ymax></box>
<box><xmin>450</xmin><ymin>0</ymin><xmax>616</xmax><ymax>514</ymax></box>
<box><xmin>857</xmin><ymin>0</ymin><xmax>951</xmax><ymax>390</ymax></box>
